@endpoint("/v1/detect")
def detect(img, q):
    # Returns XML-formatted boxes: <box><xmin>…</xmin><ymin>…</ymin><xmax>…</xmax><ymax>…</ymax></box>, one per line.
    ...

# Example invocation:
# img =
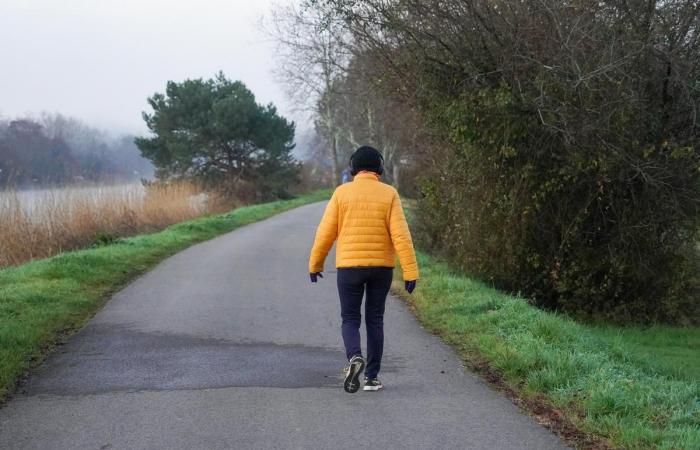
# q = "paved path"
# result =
<box><xmin>0</xmin><ymin>202</ymin><xmax>566</xmax><ymax>450</ymax></box>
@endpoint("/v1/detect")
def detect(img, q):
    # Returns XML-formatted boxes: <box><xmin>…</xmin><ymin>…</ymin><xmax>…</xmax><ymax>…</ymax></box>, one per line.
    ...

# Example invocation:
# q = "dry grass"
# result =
<box><xmin>0</xmin><ymin>182</ymin><xmax>220</xmax><ymax>268</ymax></box>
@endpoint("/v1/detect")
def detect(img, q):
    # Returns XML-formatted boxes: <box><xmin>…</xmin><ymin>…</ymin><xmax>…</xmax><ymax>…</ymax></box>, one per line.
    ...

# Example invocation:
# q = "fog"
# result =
<box><xmin>0</xmin><ymin>0</ymin><xmax>298</xmax><ymax>136</ymax></box>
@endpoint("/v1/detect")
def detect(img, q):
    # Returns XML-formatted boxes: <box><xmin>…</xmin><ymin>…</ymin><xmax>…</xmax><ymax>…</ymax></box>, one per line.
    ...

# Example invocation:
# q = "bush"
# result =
<box><xmin>413</xmin><ymin>3</ymin><xmax>700</xmax><ymax>323</ymax></box>
<box><xmin>420</xmin><ymin>85</ymin><xmax>699</xmax><ymax>323</ymax></box>
<box><xmin>324</xmin><ymin>0</ymin><xmax>700</xmax><ymax>323</ymax></box>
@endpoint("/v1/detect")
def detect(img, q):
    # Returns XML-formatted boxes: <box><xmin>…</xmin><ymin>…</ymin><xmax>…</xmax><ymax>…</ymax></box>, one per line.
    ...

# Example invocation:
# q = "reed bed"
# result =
<box><xmin>0</xmin><ymin>182</ymin><xmax>216</xmax><ymax>268</ymax></box>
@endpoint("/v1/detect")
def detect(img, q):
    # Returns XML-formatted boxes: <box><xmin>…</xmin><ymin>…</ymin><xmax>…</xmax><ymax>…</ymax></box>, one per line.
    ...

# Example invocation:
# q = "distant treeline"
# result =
<box><xmin>0</xmin><ymin>113</ymin><xmax>153</xmax><ymax>187</ymax></box>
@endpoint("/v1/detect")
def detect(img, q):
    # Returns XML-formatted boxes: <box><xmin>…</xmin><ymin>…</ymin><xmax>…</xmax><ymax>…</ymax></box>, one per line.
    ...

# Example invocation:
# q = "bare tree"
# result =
<box><xmin>265</xmin><ymin>2</ymin><xmax>352</xmax><ymax>185</ymax></box>
<box><xmin>330</xmin><ymin>52</ymin><xmax>426</xmax><ymax>190</ymax></box>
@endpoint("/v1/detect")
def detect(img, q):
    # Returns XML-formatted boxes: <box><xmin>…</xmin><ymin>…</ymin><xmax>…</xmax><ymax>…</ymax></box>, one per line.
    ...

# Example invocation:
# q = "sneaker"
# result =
<box><xmin>363</xmin><ymin>377</ymin><xmax>383</xmax><ymax>391</ymax></box>
<box><xmin>343</xmin><ymin>356</ymin><xmax>365</xmax><ymax>393</ymax></box>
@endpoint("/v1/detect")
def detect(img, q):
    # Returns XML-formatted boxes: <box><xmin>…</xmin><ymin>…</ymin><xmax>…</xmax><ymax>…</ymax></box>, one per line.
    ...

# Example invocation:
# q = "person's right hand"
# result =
<box><xmin>310</xmin><ymin>272</ymin><xmax>323</xmax><ymax>283</ymax></box>
<box><xmin>405</xmin><ymin>280</ymin><xmax>417</xmax><ymax>293</ymax></box>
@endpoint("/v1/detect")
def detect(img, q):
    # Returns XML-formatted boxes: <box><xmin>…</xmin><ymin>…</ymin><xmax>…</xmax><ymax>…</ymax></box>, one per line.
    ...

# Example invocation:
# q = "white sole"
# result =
<box><xmin>343</xmin><ymin>358</ymin><xmax>365</xmax><ymax>393</ymax></box>
<box><xmin>363</xmin><ymin>385</ymin><xmax>383</xmax><ymax>391</ymax></box>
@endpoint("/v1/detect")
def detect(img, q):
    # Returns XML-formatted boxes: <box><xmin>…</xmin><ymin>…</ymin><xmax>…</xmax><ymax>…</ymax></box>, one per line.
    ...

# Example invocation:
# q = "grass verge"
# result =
<box><xmin>0</xmin><ymin>190</ymin><xmax>330</xmax><ymax>401</ymax></box>
<box><xmin>393</xmin><ymin>251</ymin><xmax>699</xmax><ymax>450</ymax></box>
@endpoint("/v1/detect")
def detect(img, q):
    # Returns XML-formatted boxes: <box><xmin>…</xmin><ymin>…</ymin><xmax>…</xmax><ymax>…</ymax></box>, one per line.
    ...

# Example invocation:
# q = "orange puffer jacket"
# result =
<box><xmin>308</xmin><ymin>172</ymin><xmax>419</xmax><ymax>281</ymax></box>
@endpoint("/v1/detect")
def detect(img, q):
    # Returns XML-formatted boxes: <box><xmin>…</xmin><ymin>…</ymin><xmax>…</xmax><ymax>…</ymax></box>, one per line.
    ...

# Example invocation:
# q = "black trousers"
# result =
<box><xmin>336</xmin><ymin>267</ymin><xmax>393</xmax><ymax>379</ymax></box>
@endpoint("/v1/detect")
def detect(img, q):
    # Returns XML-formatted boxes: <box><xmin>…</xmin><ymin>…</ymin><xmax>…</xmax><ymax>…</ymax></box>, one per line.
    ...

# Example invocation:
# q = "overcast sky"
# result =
<box><xmin>0</xmin><ymin>0</ymin><xmax>301</xmax><ymax>137</ymax></box>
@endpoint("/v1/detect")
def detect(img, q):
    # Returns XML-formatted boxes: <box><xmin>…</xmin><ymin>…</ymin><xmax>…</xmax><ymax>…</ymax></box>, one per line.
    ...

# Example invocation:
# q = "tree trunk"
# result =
<box><xmin>331</xmin><ymin>132</ymin><xmax>339</xmax><ymax>186</ymax></box>
<box><xmin>392</xmin><ymin>161</ymin><xmax>400</xmax><ymax>192</ymax></box>
<box><xmin>367</xmin><ymin>103</ymin><xmax>375</xmax><ymax>143</ymax></box>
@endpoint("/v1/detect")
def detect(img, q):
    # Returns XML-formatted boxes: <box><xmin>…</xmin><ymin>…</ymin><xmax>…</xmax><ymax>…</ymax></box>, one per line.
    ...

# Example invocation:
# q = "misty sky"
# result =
<box><xmin>0</xmin><ymin>0</ymin><xmax>300</xmax><ymax>136</ymax></box>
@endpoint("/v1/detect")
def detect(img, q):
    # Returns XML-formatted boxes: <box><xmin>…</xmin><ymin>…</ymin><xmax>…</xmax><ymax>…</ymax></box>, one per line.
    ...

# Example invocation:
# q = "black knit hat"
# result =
<box><xmin>350</xmin><ymin>145</ymin><xmax>384</xmax><ymax>176</ymax></box>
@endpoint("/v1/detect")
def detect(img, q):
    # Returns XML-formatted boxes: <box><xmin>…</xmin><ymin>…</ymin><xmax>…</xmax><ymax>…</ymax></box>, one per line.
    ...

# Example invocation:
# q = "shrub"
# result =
<box><xmin>323</xmin><ymin>0</ymin><xmax>700</xmax><ymax>322</ymax></box>
<box><xmin>413</xmin><ymin>3</ymin><xmax>700</xmax><ymax>323</ymax></box>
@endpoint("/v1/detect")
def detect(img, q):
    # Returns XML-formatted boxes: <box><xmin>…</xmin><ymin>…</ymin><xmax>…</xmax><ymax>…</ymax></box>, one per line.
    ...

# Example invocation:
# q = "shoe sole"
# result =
<box><xmin>363</xmin><ymin>384</ymin><xmax>383</xmax><ymax>391</ymax></box>
<box><xmin>343</xmin><ymin>358</ymin><xmax>365</xmax><ymax>393</ymax></box>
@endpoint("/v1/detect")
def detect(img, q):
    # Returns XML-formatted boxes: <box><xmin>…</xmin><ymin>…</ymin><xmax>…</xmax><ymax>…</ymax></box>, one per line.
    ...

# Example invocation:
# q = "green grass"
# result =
<box><xmin>396</xmin><ymin>251</ymin><xmax>700</xmax><ymax>449</ymax></box>
<box><xmin>592</xmin><ymin>326</ymin><xmax>700</xmax><ymax>384</ymax></box>
<box><xmin>0</xmin><ymin>190</ymin><xmax>330</xmax><ymax>401</ymax></box>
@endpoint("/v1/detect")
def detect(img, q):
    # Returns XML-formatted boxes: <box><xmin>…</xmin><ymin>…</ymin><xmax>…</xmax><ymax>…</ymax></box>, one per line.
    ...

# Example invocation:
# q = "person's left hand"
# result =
<box><xmin>405</xmin><ymin>280</ymin><xmax>417</xmax><ymax>293</ymax></box>
<box><xmin>310</xmin><ymin>272</ymin><xmax>323</xmax><ymax>283</ymax></box>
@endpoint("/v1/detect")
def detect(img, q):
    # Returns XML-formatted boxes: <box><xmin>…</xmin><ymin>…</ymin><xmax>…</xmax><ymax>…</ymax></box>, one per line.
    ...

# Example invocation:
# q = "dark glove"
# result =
<box><xmin>405</xmin><ymin>280</ymin><xmax>417</xmax><ymax>294</ymax></box>
<box><xmin>310</xmin><ymin>272</ymin><xmax>323</xmax><ymax>283</ymax></box>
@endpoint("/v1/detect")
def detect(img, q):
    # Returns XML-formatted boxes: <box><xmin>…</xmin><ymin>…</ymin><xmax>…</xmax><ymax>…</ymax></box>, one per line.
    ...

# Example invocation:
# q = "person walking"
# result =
<box><xmin>309</xmin><ymin>145</ymin><xmax>419</xmax><ymax>393</ymax></box>
<box><xmin>340</xmin><ymin>168</ymin><xmax>352</xmax><ymax>184</ymax></box>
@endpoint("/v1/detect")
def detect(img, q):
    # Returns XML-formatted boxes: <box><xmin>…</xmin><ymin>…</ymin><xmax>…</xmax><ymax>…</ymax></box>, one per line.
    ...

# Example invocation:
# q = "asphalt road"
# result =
<box><xmin>0</xmin><ymin>202</ymin><xmax>566</xmax><ymax>450</ymax></box>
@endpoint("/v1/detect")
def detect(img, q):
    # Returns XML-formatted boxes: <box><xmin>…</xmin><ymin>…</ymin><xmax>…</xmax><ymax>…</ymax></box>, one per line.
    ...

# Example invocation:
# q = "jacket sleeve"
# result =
<box><xmin>388</xmin><ymin>191</ymin><xmax>419</xmax><ymax>280</ymax></box>
<box><xmin>308</xmin><ymin>191</ymin><xmax>339</xmax><ymax>273</ymax></box>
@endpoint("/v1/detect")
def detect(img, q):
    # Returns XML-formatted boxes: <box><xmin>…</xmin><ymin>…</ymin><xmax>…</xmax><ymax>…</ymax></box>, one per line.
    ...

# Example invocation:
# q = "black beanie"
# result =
<box><xmin>350</xmin><ymin>146</ymin><xmax>384</xmax><ymax>176</ymax></box>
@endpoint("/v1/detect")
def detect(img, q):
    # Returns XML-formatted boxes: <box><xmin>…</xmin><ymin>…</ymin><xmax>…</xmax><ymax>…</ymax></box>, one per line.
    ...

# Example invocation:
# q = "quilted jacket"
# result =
<box><xmin>308</xmin><ymin>172</ymin><xmax>419</xmax><ymax>281</ymax></box>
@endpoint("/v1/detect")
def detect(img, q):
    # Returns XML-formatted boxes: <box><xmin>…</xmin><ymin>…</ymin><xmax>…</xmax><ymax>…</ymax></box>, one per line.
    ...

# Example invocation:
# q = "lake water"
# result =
<box><xmin>0</xmin><ymin>183</ymin><xmax>145</xmax><ymax>219</ymax></box>
<box><xmin>0</xmin><ymin>183</ymin><xmax>209</xmax><ymax>223</ymax></box>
